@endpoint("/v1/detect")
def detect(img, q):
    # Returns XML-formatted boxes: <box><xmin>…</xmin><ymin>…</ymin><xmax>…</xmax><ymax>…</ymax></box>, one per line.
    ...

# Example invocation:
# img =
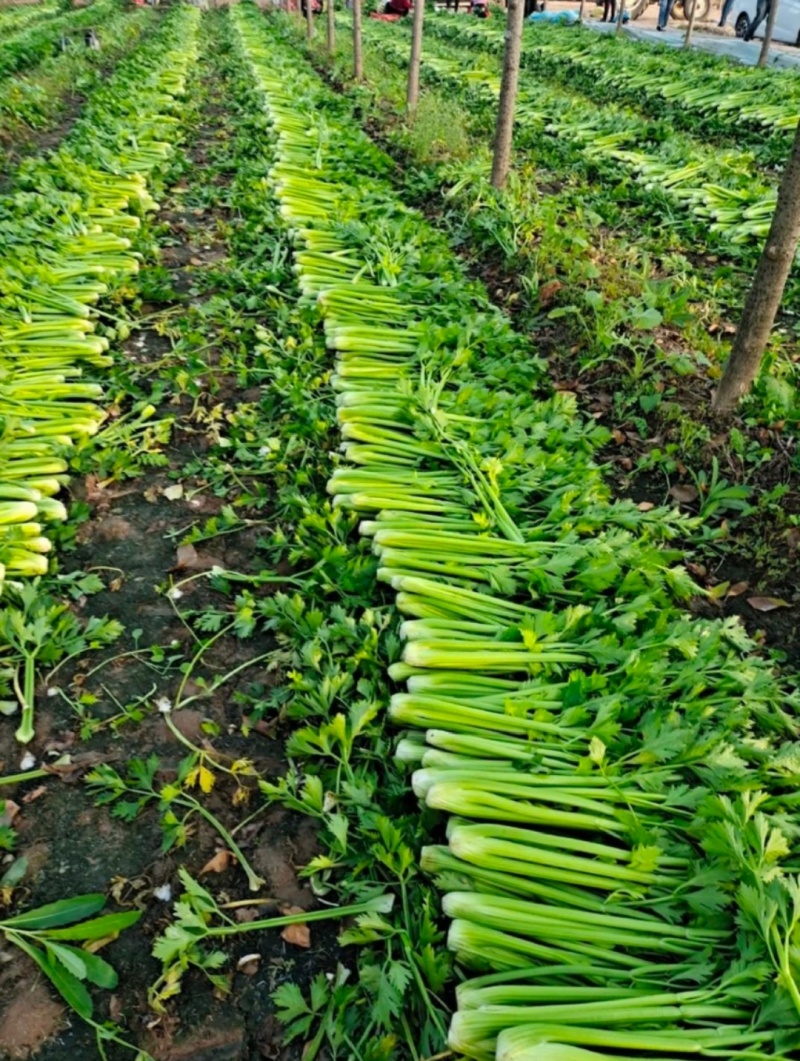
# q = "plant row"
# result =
<box><xmin>370</xmin><ymin>20</ymin><xmax>777</xmax><ymax>247</ymax></box>
<box><xmin>0</xmin><ymin>0</ymin><xmax>116</xmax><ymax>79</ymax></box>
<box><xmin>429</xmin><ymin>17</ymin><xmax>800</xmax><ymax>152</ymax></box>
<box><xmin>236</xmin><ymin>6</ymin><xmax>800</xmax><ymax>1060</ymax></box>
<box><xmin>0</xmin><ymin>1</ymin><xmax>57</xmax><ymax>35</ymax></box>
<box><xmin>0</xmin><ymin>4</ymin><xmax>199</xmax><ymax>606</ymax></box>
<box><xmin>0</xmin><ymin>5</ymin><xmax>156</xmax><ymax>167</ymax></box>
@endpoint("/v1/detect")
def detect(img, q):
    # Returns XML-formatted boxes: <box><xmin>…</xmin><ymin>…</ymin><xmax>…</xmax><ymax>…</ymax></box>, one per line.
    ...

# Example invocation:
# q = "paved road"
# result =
<box><xmin>587</xmin><ymin>17</ymin><xmax>800</xmax><ymax>67</ymax></box>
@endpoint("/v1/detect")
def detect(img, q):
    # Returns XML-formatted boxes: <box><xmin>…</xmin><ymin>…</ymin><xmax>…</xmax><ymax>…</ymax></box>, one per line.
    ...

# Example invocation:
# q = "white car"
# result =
<box><xmin>727</xmin><ymin>0</ymin><xmax>800</xmax><ymax>42</ymax></box>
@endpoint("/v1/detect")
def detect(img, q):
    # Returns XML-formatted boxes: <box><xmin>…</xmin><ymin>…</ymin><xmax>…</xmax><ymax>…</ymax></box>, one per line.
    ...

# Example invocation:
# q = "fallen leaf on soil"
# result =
<box><xmin>786</xmin><ymin>528</ymin><xmax>800</xmax><ymax>551</ymax></box>
<box><xmin>727</xmin><ymin>581</ymin><xmax>749</xmax><ymax>598</ymax></box>
<box><xmin>189</xmin><ymin>257</ymin><xmax>205</xmax><ymax>266</ymax></box>
<box><xmin>163</xmin><ymin>484</ymin><xmax>184</xmax><ymax>501</ymax></box>
<box><xmin>708</xmin><ymin>581</ymin><xmax>729</xmax><ymax>602</ymax></box>
<box><xmin>637</xmin><ymin>501</ymin><xmax>654</xmax><ymax>512</ymax></box>
<box><xmin>200</xmin><ymin>849</ymin><xmax>233</xmax><ymax>876</ymax></box>
<box><xmin>611</xmin><ymin>429</ymin><xmax>626</xmax><ymax>445</ymax></box>
<box><xmin>538</xmin><ymin>280</ymin><xmax>562</xmax><ymax>305</ymax></box>
<box><xmin>747</xmin><ymin>596</ymin><xmax>790</xmax><ymax>612</ymax></box>
<box><xmin>0</xmin><ymin>800</ymin><xmax>19</xmax><ymax>826</ymax></box>
<box><xmin>173</xmin><ymin>544</ymin><xmax>224</xmax><ymax>573</ymax></box>
<box><xmin>237</xmin><ymin>953</ymin><xmax>261</xmax><ymax>976</ymax></box>
<box><xmin>21</xmin><ymin>786</ymin><xmax>46</xmax><ymax>805</ymax></box>
<box><xmin>281</xmin><ymin>922</ymin><xmax>310</xmax><ymax>948</ymax></box>
<box><xmin>176</xmin><ymin>543</ymin><xmax>199</xmax><ymax>569</ymax></box>
<box><xmin>44</xmin><ymin>751</ymin><xmax>118</xmax><ymax>783</ymax></box>
<box><xmin>669</xmin><ymin>484</ymin><xmax>698</xmax><ymax>505</ymax></box>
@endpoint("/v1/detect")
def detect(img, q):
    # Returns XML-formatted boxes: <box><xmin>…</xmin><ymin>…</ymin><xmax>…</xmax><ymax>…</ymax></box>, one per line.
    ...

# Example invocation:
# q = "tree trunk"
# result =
<box><xmin>758</xmin><ymin>0</ymin><xmax>778</xmax><ymax>65</ymax></box>
<box><xmin>353</xmin><ymin>0</ymin><xmax>363</xmax><ymax>79</ymax></box>
<box><xmin>327</xmin><ymin>0</ymin><xmax>335</xmax><ymax>52</ymax></box>
<box><xmin>578</xmin><ymin>0</ymin><xmax>587</xmax><ymax>21</ymax></box>
<box><xmin>683</xmin><ymin>0</ymin><xmax>699</xmax><ymax>46</ymax></box>
<box><xmin>615</xmin><ymin>0</ymin><xmax>626</xmax><ymax>33</ymax></box>
<box><xmin>490</xmin><ymin>0</ymin><xmax>525</xmax><ymax>189</ymax></box>
<box><xmin>712</xmin><ymin>118</ymin><xmax>800</xmax><ymax>415</ymax></box>
<box><xmin>406</xmin><ymin>0</ymin><xmax>425</xmax><ymax>117</ymax></box>
<box><xmin>306</xmin><ymin>0</ymin><xmax>314</xmax><ymax>40</ymax></box>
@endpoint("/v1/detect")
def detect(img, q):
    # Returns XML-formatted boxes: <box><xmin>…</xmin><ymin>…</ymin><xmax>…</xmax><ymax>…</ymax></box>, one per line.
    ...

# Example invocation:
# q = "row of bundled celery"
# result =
<box><xmin>234</xmin><ymin>6</ymin><xmax>800</xmax><ymax>1060</ymax></box>
<box><xmin>0</xmin><ymin>5</ymin><xmax>200</xmax><ymax>596</ymax></box>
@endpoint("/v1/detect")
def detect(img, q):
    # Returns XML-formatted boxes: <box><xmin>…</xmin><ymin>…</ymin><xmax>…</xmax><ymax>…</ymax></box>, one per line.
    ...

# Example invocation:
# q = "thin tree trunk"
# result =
<box><xmin>295</xmin><ymin>0</ymin><xmax>303</xmax><ymax>27</ymax></box>
<box><xmin>327</xmin><ymin>0</ymin><xmax>335</xmax><ymax>52</ymax></box>
<box><xmin>490</xmin><ymin>0</ymin><xmax>525</xmax><ymax>189</ymax></box>
<box><xmin>757</xmin><ymin>0</ymin><xmax>778</xmax><ymax>65</ymax></box>
<box><xmin>615</xmin><ymin>0</ymin><xmax>626</xmax><ymax>33</ymax></box>
<box><xmin>578</xmin><ymin>0</ymin><xmax>587</xmax><ymax>21</ymax></box>
<box><xmin>683</xmin><ymin>0</ymin><xmax>699</xmax><ymax>46</ymax></box>
<box><xmin>306</xmin><ymin>0</ymin><xmax>314</xmax><ymax>40</ymax></box>
<box><xmin>712</xmin><ymin>117</ymin><xmax>800</xmax><ymax>415</ymax></box>
<box><xmin>352</xmin><ymin>0</ymin><xmax>363</xmax><ymax>79</ymax></box>
<box><xmin>407</xmin><ymin>0</ymin><xmax>425</xmax><ymax>117</ymax></box>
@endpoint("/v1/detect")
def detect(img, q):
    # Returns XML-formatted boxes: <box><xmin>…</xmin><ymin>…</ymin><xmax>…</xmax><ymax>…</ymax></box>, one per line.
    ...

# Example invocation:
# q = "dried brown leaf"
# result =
<box><xmin>669</xmin><ymin>484</ymin><xmax>698</xmax><ymax>505</ymax></box>
<box><xmin>281</xmin><ymin>922</ymin><xmax>310</xmax><ymax>948</ymax></box>
<box><xmin>747</xmin><ymin>596</ymin><xmax>791</xmax><ymax>612</ymax></box>
<box><xmin>200</xmin><ymin>849</ymin><xmax>233</xmax><ymax>876</ymax></box>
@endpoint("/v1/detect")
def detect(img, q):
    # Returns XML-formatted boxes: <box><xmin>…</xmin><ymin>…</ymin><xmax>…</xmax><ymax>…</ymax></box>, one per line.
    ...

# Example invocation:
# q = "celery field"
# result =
<box><xmin>2</xmin><ymin>3</ymin><xmax>800</xmax><ymax>1061</ymax></box>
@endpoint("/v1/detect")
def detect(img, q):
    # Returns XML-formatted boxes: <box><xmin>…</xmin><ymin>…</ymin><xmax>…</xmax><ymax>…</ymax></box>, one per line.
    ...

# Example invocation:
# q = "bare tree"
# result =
<box><xmin>353</xmin><ymin>0</ymin><xmax>363</xmax><ymax>79</ymax></box>
<box><xmin>615</xmin><ymin>0</ymin><xmax>626</xmax><ymax>33</ymax></box>
<box><xmin>683</xmin><ymin>0</ymin><xmax>699</xmax><ymax>47</ymax></box>
<box><xmin>306</xmin><ymin>0</ymin><xmax>314</xmax><ymax>40</ymax></box>
<box><xmin>327</xmin><ymin>0</ymin><xmax>335</xmax><ymax>52</ymax></box>
<box><xmin>407</xmin><ymin>0</ymin><xmax>425</xmax><ymax>116</ymax></box>
<box><xmin>712</xmin><ymin>118</ymin><xmax>800</xmax><ymax>414</ymax></box>
<box><xmin>490</xmin><ymin>0</ymin><xmax>526</xmax><ymax>189</ymax></box>
<box><xmin>757</xmin><ymin>0</ymin><xmax>779</xmax><ymax>66</ymax></box>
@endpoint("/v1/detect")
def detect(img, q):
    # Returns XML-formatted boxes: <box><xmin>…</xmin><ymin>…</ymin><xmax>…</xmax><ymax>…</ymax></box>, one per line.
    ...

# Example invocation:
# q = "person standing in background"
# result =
<box><xmin>601</xmin><ymin>0</ymin><xmax>616</xmax><ymax>21</ymax></box>
<box><xmin>718</xmin><ymin>0</ymin><xmax>735</xmax><ymax>25</ymax></box>
<box><xmin>743</xmin><ymin>0</ymin><xmax>771</xmax><ymax>37</ymax></box>
<box><xmin>656</xmin><ymin>0</ymin><xmax>672</xmax><ymax>29</ymax></box>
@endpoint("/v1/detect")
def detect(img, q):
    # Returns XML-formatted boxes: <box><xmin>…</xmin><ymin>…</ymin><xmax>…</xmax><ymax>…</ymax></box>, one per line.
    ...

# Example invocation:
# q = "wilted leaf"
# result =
<box><xmin>538</xmin><ymin>280</ymin><xmax>562</xmax><ymax>306</ymax></box>
<box><xmin>0</xmin><ymin>800</ymin><xmax>20</xmax><ymax>826</ymax></box>
<box><xmin>176</xmin><ymin>544</ymin><xmax>199</xmax><ymax>570</ymax></box>
<box><xmin>727</xmin><ymin>581</ymin><xmax>749</xmax><ymax>598</ymax></box>
<box><xmin>200</xmin><ymin>850</ymin><xmax>233</xmax><ymax>876</ymax></box>
<box><xmin>237</xmin><ymin>953</ymin><xmax>261</xmax><ymax>976</ymax></box>
<box><xmin>163</xmin><ymin>484</ymin><xmax>184</xmax><ymax>501</ymax></box>
<box><xmin>669</xmin><ymin>484</ymin><xmax>698</xmax><ymax>505</ymax></box>
<box><xmin>281</xmin><ymin>922</ymin><xmax>310</xmax><ymax>949</ymax></box>
<box><xmin>22</xmin><ymin>786</ymin><xmax>47</xmax><ymax>805</ymax></box>
<box><xmin>747</xmin><ymin>596</ymin><xmax>790</xmax><ymax>612</ymax></box>
<box><xmin>708</xmin><ymin>581</ymin><xmax>730</xmax><ymax>602</ymax></box>
<box><xmin>637</xmin><ymin>501</ymin><xmax>655</xmax><ymax>512</ymax></box>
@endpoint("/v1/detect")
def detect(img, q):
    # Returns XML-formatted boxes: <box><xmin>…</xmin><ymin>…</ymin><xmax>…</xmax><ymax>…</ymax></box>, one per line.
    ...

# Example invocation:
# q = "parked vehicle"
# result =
<box><xmin>728</xmin><ymin>0</ymin><xmax>800</xmax><ymax>41</ymax></box>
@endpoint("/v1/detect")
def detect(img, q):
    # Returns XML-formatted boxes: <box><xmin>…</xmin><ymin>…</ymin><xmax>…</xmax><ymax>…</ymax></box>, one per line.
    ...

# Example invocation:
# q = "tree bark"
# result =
<box><xmin>490</xmin><ymin>0</ymin><xmax>525</xmax><ymax>189</ymax></box>
<box><xmin>406</xmin><ymin>0</ymin><xmax>425</xmax><ymax>117</ymax></box>
<box><xmin>327</xmin><ymin>0</ymin><xmax>335</xmax><ymax>53</ymax></box>
<box><xmin>306</xmin><ymin>0</ymin><xmax>314</xmax><ymax>40</ymax></box>
<box><xmin>757</xmin><ymin>0</ymin><xmax>778</xmax><ymax>65</ymax></box>
<box><xmin>683</xmin><ymin>0</ymin><xmax>699</xmax><ymax>47</ymax></box>
<box><xmin>353</xmin><ymin>0</ymin><xmax>363</xmax><ymax>80</ymax></box>
<box><xmin>578</xmin><ymin>0</ymin><xmax>587</xmax><ymax>21</ymax></box>
<box><xmin>712</xmin><ymin>117</ymin><xmax>800</xmax><ymax>415</ymax></box>
<box><xmin>615</xmin><ymin>0</ymin><xmax>626</xmax><ymax>33</ymax></box>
